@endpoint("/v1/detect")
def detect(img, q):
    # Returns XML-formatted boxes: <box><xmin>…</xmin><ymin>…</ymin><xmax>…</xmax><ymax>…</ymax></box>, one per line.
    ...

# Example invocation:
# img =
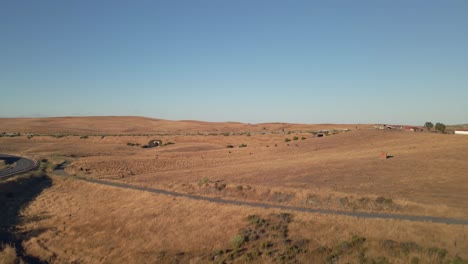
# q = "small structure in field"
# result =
<box><xmin>403</xmin><ymin>126</ymin><xmax>423</xmax><ymax>132</ymax></box>
<box><xmin>455</xmin><ymin>129</ymin><xmax>468</xmax><ymax>135</ymax></box>
<box><xmin>378</xmin><ymin>125</ymin><xmax>394</xmax><ymax>130</ymax></box>
<box><xmin>143</xmin><ymin>140</ymin><xmax>162</xmax><ymax>148</ymax></box>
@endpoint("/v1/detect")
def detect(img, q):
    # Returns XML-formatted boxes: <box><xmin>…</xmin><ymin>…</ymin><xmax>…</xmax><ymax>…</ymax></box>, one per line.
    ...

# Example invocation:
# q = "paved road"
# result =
<box><xmin>54</xmin><ymin>162</ymin><xmax>468</xmax><ymax>226</ymax></box>
<box><xmin>0</xmin><ymin>154</ymin><xmax>38</xmax><ymax>179</ymax></box>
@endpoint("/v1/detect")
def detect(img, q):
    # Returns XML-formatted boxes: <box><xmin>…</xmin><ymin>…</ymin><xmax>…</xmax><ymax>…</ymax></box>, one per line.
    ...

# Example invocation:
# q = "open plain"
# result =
<box><xmin>0</xmin><ymin>116</ymin><xmax>467</xmax><ymax>263</ymax></box>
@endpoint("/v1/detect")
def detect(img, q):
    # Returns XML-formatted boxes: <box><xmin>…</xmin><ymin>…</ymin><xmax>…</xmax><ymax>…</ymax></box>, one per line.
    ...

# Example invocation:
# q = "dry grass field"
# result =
<box><xmin>0</xmin><ymin>117</ymin><xmax>467</xmax><ymax>263</ymax></box>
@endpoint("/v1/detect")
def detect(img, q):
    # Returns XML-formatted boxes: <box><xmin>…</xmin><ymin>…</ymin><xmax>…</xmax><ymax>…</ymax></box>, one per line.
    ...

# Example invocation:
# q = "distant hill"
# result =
<box><xmin>0</xmin><ymin>116</ymin><xmax>371</xmax><ymax>135</ymax></box>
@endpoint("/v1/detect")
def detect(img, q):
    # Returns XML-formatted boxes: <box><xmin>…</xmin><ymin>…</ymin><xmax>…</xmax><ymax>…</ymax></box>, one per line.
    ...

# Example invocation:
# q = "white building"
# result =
<box><xmin>455</xmin><ymin>129</ymin><xmax>468</xmax><ymax>135</ymax></box>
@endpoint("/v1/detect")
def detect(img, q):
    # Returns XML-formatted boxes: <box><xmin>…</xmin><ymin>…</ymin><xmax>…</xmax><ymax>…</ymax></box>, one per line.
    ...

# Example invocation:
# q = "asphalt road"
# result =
<box><xmin>54</xmin><ymin>162</ymin><xmax>468</xmax><ymax>225</ymax></box>
<box><xmin>0</xmin><ymin>154</ymin><xmax>38</xmax><ymax>179</ymax></box>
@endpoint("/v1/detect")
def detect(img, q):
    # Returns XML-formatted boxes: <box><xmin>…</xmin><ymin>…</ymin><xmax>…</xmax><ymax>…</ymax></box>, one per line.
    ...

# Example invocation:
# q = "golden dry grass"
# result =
<box><xmin>1</xmin><ymin>117</ymin><xmax>468</xmax><ymax>263</ymax></box>
<box><xmin>0</xmin><ymin>160</ymin><xmax>7</xmax><ymax>170</ymax></box>
<box><xmin>16</xmin><ymin>176</ymin><xmax>468</xmax><ymax>263</ymax></box>
<box><xmin>5</xmin><ymin>128</ymin><xmax>461</xmax><ymax>218</ymax></box>
<box><xmin>0</xmin><ymin>244</ymin><xmax>19</xmax><ymax>264</ymax></box>
<box><xmin>0</xmin><ymin>116</ymin><xmax>367</xmax><ymax>135</ymax></box>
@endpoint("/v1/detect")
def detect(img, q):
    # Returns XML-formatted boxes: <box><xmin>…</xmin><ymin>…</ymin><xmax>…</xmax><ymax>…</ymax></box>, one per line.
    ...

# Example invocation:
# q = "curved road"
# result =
<box><xmin>53</xmin><ymin>162</ymin><xmax>468</xmax><ymax>226</ymax></box>
<box><xmin>0</xmin><ymin>154</ymin><xmax>38</xmax><ymax>179</ymax></box>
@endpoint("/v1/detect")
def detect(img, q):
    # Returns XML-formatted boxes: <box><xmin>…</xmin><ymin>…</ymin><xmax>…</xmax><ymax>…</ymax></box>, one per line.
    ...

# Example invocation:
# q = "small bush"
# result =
<box><xmin>226</xmin><ymin>145</ymin><xmax>234</xmax><ymax>148</ymax></box>
<box><xmin>247</xmin><ymin>215</ymin><xmax>262</xmax><ymax>224</ymax></box>
<box><xmin>376</xmin><ymin>197</ymin><xmax>393</xmax><ymax>204</ymax></box>
<box><xmin>236</xmin><ymin>185</ymin><xmax>243</xmax><ymax>191</ymax></box>
<box><xmin>198</xmin><ymin>177</ymin><xmax>210</xmax><ymax>187</ymax></box>
<box><xmin>0</xmin><ymin>244</ymin><xmax>18</xmax><ymax>264</ymax></box>
<box><xmin>301</xmin><ymin>137</ymin><xmax>306</xmax><ymax>140</ymax></box>
<box><xmin>239</xmin><ymin>144</ymin><xmax>247</xmax><ymax>148</ymax></box>
<box><xmin>293</xmin><ymin>136</ymin><xmax>299</xmax><ymax>141</ymax></box>
<box><xmin>230</xmin><ymin>235</ymin><xmax>245</xmax><ymax>248</ymax></box>
<box><xmin>428</xmin><ymin>247</ymin><xmax>447</xmax><ymax>259</ymax></box>
<box><xmin>80</xmin><ymin>135</ymin><xmax>89</xmax><ymax>139</ymax></box>
<box><xmin>214</xmin><ymin>249</ymin><xmax>224</xmax><ymax>256</ymax></box>
<box><xmin>285</xmin><ymin>138</ymin><xmax>291</xmax><ymax>142</ymax></box>
<box><xmin>215</xmin><ymin>182</ymin><xmax>226</xmax><ymax>191</ymax></box>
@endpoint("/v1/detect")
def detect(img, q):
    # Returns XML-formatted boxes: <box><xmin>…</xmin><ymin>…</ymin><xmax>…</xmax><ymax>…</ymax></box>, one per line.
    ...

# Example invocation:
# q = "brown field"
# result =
<box><xmin>0</xmin><ymin>116</ymin><xmax>467</xmax><ymax>263</ymax></box>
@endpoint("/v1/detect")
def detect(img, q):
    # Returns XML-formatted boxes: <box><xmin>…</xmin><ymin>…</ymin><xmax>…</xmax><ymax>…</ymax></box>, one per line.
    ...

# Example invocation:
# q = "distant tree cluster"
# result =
<box><xmin>424</xmin><ymin>121</ymin><xmax>446</xmax><ymax>133</ymax></box>
<box><xmin>424</xmin><ymin>122</ymin><xmax>433</xmax><ymax>131</ymax></box>
<box><xmin>435</xmin><ymin>123</ymin><xmax>446</xmax><ymax>133</ymax></box>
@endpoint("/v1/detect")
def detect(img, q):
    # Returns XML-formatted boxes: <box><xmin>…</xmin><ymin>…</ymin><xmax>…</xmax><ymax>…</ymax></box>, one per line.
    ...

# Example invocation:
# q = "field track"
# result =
<box><xmin>53</xmin><ymin>161</ymin><xmax>468</xmax><ymax>226</ymax></box>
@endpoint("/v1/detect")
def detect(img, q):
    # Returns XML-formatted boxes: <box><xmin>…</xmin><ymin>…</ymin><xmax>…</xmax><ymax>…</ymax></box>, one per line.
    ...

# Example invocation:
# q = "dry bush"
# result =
<box><xmin>0</xmin><ymin>160</ymin><xmax>6</xmax><ymax>170</ymax></box>
<box><xmin>0</xmin><ymin>244</ymin><xmax>19</xmax><ymax>264</ymax></box>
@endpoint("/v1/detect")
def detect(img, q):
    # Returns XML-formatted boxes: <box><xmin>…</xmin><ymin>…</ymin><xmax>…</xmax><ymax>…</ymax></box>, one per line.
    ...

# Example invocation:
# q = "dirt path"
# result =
<box><xmin>53</xmin><ymin>163</ymin><xmax>468</xmax><ymax>226</ymax></box>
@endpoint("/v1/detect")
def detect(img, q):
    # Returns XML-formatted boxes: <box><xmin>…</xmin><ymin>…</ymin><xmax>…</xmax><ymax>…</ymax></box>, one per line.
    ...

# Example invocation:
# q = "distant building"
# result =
<box><xmin>403</xmin><ymin>126</ymin><xmax>423</xmax><ymax>132</ymax></box>
<box><xmin>455</xmin><ymin>129</ymin><xmax>468</xmax><ymax>135</ymax></box>
<box><xmin>145</xmin><ymin>140</ymin><xmax>162</xmax><ymax>148</ymax></box>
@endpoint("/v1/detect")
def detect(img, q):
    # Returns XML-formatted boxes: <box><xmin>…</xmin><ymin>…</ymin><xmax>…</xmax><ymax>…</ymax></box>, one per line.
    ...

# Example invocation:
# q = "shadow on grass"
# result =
<box><xmin>0</xmin><ymin>157</ymin><xmax>20</xmax><ymax>166</ymax></box>
<box><xmin>0</xmin><ymin>173</ymin><xmax>53</xmax><ymax>263</ymax></box>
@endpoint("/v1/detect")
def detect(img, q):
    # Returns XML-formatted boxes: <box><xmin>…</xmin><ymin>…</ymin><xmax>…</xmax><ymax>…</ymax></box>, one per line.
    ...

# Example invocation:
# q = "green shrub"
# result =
<box><xmin>293</xmin><ymin>136</ymin><xmax>299</xmax><ymax>141</ymax></box>
<box><xmin>285</xmin><ymin>138</ymin><xmax>291</xmax><ymax>142</ymax></box>
<box><xmin>198</xmin><ymin>177</ymin><xmax>210</xmax><ymax>187</ymax></box>
<box><xmin>226</xmin><ymin>145</ymin><xmax>234</xmax><ymax>148</ymax></box>
<box><xmin>80</xmin><ymin>135</ymin><xmax>89</xmax><ymax>139</ymax></box>
<box><xmin>230</xmin><ymin>235</ymin><xmax>245</xmax><ymax>248</ymax></box>
<box><xmin>239</xmin><ymin>144</ymin><xmax>247</xmax><ymax>148</ymax></box>
<box><xmin>301</xmin><ymin>137</ymin><xmax>306</xmax><ymax>140</ymax></box>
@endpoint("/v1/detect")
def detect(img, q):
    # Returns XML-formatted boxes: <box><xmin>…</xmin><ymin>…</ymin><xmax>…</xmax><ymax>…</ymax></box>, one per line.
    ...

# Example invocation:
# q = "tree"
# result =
<box><xmin>424</xmin><ymin>122</ymin><xmax>434</xmax><ymax>131</ymax></box>
<box><xmin>435</xmin><ymin>122</ymin><xmax>446</xmax><ymax>133</ymax></box>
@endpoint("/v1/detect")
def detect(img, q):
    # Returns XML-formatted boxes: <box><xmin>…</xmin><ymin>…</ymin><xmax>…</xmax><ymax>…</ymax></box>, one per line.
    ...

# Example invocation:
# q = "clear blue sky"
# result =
<box><xmin>1</xmin><ymin>1</ymin><xmax>467</xmax><ymax>125</ymax></box>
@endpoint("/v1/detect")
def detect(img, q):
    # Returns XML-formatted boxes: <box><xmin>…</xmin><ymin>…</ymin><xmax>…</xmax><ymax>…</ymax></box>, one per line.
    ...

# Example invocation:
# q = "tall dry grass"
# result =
<box><xmin>0</xmin><ymin>160</ymin><xmax>9</xmax><ymax>170</ymax></box>
<box><xmin>16</xmin><ymin>176</ymin><xmax>468</xmax><ymax>263</ymax></box>
<box><xmin>0</xmin><ymin>244</ymin><xmax>20</xmax><ymax>264</ymax></box>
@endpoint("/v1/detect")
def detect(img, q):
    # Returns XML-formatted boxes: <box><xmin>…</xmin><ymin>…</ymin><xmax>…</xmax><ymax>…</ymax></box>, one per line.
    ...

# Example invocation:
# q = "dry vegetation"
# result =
<box><xmin>0</xmin><ymin>117</ymin><xmax>467</xmax><ymax>263</ymax></box>
<box><xmin>0</xmin><ymin>160</ymin><xmax>7</xmax><ymax>170</ymax></box>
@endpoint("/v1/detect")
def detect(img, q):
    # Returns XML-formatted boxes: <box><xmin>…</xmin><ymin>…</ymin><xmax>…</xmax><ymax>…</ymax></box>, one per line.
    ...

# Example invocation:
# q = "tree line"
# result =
<box><xmin>424</xmin><ymin>122</ymin><xmax>446</xmax><ymax>133</ymax></box>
